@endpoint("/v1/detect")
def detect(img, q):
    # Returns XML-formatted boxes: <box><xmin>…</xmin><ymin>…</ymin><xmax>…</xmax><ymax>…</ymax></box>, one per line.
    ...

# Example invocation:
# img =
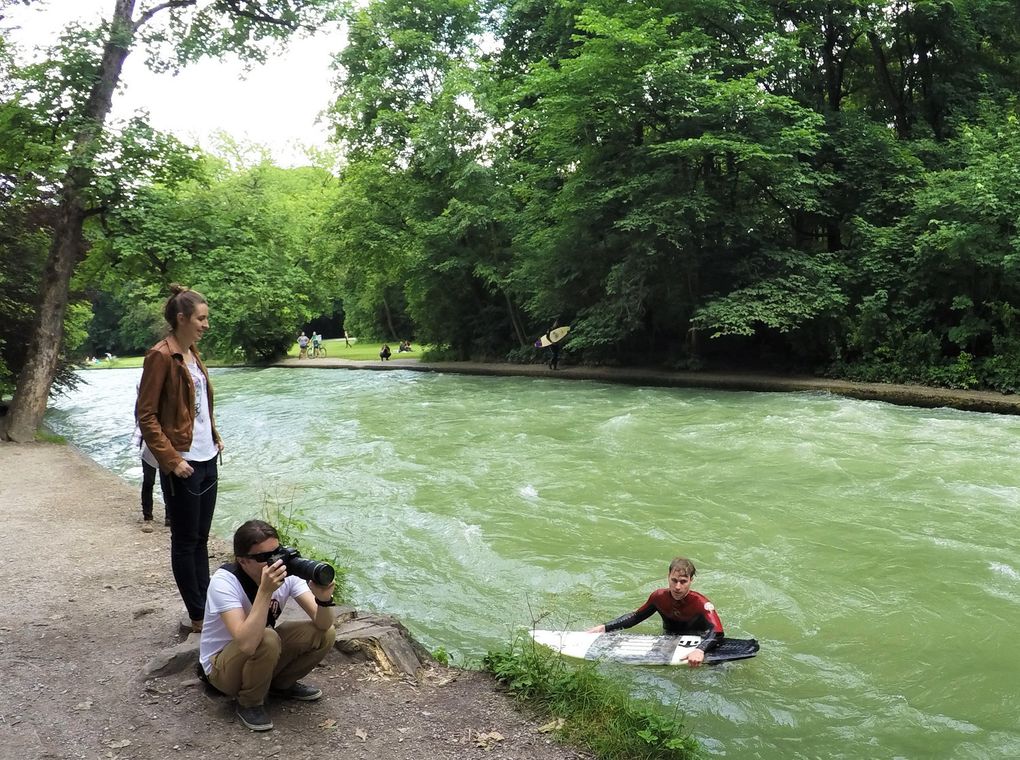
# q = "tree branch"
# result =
<box><xmin>218</xmin><ymin>0</ymin><xmax>300</xmax><ymax>30</ymax></box>
<box><xmin>134</xmin><ymin>0</ymin><xmax>195</xmax><ymax>32</ymax></box>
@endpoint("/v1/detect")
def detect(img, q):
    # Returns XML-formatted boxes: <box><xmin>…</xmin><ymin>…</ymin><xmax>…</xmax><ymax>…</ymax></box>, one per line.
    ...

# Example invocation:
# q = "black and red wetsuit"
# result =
<box><xmin>604</xmin><ymin>589</ymin><xmax>724</xmax><ymax>652</ymax></box>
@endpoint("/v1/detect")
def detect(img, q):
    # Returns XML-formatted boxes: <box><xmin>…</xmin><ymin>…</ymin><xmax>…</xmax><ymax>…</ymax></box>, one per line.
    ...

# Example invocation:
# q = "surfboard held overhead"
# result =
<box><xmin>535</xmin><ymin>326</ymin><xmax>570</xmax><ymax>348</ymax></box>
<box><xmin>529</xmin><ymin>629</ymin><xmax>759</xmax><ymax>666</ymax></box>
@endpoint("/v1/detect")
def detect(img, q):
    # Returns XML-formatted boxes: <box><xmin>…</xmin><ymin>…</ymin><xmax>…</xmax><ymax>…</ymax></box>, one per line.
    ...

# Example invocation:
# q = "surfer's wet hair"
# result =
<box><xmin>233</xmin><ymin>519</ymin><xmax>279</xmax><ymax>558</ymax></box>
<box><xmin>668</xmin><ymin>557</ymin><xmax>696</xmax><ymax>578</ymax></box>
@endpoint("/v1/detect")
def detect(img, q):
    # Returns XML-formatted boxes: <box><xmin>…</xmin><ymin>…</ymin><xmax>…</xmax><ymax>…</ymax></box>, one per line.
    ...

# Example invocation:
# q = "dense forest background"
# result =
<box><xmin>3</xmin><ymin>0</ymin><xmax>1020</xmax><ymax>403</ymax></box>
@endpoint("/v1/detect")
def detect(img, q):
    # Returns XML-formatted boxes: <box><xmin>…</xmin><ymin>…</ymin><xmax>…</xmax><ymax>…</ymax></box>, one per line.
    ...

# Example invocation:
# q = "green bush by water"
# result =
<box><xmin>484</xmin><ymin>635</ymin><xmax>699</xmax><ymax>760</ymax></box>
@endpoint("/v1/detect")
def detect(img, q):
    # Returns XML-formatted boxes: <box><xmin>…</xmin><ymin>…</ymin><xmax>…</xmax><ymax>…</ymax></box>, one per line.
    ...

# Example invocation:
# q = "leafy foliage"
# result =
<box><xmin>312</xmin><ymin>0</ymin><xmax>1020</xmax><ymax>386</ymax></box>
<box><xmin>82</xmin><ymin>157</ymin><xmax>337</xmax><ymax>363</ymax></box>
<box><xmin>8</xmin><ymin>0</ymin><xmax>1020</xmax><ymax>394</ymax></box>
<box><xmin>484</xmin><ymin>635</ymin><xmax>699</xmax><ymax>759</ymax></box>
<box><xmin>2</xmin><ymin>0</ymin><xmax>346</xmax><ymax>440</ymax></box>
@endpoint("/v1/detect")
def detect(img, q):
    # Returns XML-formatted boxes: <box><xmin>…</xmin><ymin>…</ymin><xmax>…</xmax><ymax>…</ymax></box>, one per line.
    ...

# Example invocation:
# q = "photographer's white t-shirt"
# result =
<box><xmin>199</xmin><ymin>568</ymin><xmax>310</xmax><ymax>674</ymax></box>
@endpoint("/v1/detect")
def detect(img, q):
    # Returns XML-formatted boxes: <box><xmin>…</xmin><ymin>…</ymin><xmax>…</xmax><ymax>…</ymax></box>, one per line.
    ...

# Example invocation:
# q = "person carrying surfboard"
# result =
<box><xmin>536</xmin><ymin>323</ymin><xmax>569</xmax><ymax>370</ymax></box>
<box><xmin>586</xmin><ymin>557</ymin><xmax>723</xmax><ymax>667</ymax></box>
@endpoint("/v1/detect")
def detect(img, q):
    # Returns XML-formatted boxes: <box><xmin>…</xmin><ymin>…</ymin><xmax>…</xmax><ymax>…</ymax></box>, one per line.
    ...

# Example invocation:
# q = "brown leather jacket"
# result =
<box><xmin>135</xmin><ymin>334</ymin><xmax>221</xmax><ymax>473</ymax></box>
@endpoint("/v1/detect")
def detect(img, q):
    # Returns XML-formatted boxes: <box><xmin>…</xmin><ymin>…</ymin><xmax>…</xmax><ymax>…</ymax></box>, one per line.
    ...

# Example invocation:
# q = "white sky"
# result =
<box><xmin>3</xmin><ymin>0</ymin><xmax>346</xmax><ymax>166</ymax></box>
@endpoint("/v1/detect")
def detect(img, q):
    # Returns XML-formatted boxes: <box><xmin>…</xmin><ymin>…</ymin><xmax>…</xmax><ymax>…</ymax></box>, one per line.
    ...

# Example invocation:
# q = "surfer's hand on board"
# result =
<box><xmin>586</xmin><ymin>624</ymin><xmax>606</xmax><ymax>634</ymax></box>
<box><xmin>686</xmin><ymin>649</ymin><xmax>705</xmax><ymax>668</ymax></box>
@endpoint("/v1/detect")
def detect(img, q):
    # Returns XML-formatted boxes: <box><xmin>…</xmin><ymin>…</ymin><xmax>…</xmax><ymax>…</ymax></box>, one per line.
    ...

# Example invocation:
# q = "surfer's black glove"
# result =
<box><xmin>696</xmin><ymin>628</ymin><xmax>722</xmax><ymax>652</ymax></box>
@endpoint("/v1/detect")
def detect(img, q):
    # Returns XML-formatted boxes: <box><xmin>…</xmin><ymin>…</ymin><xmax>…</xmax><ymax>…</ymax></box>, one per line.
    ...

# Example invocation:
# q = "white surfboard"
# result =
<box><xmin>534</xmin><ymin>326</ymin><xmax>570</xmax><ymax>348</ymax></box>
<box><xmin>529</xmin><ymin>629</ymin><xmax>759</xmax><ymax>666</ymax></box>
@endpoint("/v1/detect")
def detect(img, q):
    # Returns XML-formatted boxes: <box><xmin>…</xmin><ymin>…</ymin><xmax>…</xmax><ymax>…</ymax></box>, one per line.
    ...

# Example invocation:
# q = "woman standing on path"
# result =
<box><xmin>136</xmin><ymin>284</ymin><xmax>223</xmax><ymax>632</ymax></box>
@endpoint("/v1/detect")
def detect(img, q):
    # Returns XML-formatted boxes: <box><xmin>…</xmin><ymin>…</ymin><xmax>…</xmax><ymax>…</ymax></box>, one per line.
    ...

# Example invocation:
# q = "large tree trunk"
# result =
<box><xmin>5</xmin><ymin>0</ymin><xmax>137</xmax><ymax>442</ymax></box>
<box><xmin>503</xmin><ymin>289</ymin><xmax>527</xmax><ymax>347</ymax></box>
<box><xmin>866</xmin><ymin>30</ymin><xmax>910</xmax><ymax>139</ymax></box>
<box><xmin>5</xmin><ymin>197</ymin><xmax>87</xmax><ymax>442</ymax></box>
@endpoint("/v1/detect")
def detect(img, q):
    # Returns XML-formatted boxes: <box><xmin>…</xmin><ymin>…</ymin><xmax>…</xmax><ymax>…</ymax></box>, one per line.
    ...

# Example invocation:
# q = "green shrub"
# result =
<box><xmin>978</xmin><ymin>336</ymin><xmax>1020</xmax><ymax>393</ymax></box>
<box><xmin>432</xmin><ymin>646</ymin><xmax>451</xmax><ymax>666</ymax></box>
<box><xmin>925</xmin><ymin>352</ymin><xmax>979</xmax><ymax>390</ymax></box>
<box><xmin>484</xmin><ymin>635</ymin><xmax>699</xmax><ymax>760</ymax></box>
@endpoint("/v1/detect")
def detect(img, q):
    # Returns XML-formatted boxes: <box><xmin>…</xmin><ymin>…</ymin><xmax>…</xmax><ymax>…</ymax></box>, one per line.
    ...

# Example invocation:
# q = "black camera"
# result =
<box><xmin>265</xmin><ymin>546</ymin><xmax>335</xmax><ymax>586</ymax></box>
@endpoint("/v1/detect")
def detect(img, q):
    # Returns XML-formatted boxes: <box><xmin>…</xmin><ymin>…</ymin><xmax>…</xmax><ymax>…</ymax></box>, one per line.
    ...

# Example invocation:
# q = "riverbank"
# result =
<box><xmin>276</xmin><ymin>356</ymin><xmax>1020</xmax><ymax>415</ymax></box>
<box><xmin>0</xmin><ymin>442</ymin><xmax>589</xmax><ymax>760</ymax></box>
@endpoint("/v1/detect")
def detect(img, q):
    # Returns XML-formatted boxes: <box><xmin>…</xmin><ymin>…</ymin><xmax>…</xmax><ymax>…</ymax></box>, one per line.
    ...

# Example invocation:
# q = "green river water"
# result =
<box><xmin>46</xmin><ymin>367</ymin><xmax>1019</xmax><ymax>759</ymax></box>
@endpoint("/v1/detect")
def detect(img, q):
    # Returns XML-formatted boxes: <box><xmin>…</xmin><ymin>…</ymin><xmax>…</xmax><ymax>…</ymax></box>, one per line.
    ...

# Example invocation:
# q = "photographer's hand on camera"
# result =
<box><xmin>309</xmin><ymin>580</ymin><xmax>334</xmax><ymax>601</ymax></box>
<box><xmin>259</xmin><ymin>559</ymin><xmax>287</xmax><ymax>595</ymax></box>
<box><xmin>308</xmin><ymin>580</ymin><xmax>337</xmax><ymax>630</ymax></box>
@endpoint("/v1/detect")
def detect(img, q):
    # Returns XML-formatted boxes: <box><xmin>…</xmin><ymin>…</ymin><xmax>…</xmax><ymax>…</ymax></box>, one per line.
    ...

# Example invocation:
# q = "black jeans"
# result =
<box><xmin>160</xmin><ymin>456</ymin><xmax>218</xmax><ymax>621</ymax></box>
<box><xmin>140</xmin><ymin>459</ymin><xmax>157</xmax><ymax>519</ymax></box>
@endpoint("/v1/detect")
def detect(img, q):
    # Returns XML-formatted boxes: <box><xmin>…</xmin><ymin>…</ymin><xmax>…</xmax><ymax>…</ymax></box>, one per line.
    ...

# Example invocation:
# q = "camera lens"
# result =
<box><xmin>310</xmin><ymin>561</ymin><xmax>335</xmax><ymax>586</ymax></box>
<box><xmin>286</xmin><ymin>556</ymin><xmax>335</xmax><ymax>586</ymax></box>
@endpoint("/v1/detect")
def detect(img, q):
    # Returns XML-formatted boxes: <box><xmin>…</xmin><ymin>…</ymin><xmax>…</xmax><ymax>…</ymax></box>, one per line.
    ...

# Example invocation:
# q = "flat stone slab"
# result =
<box><xmin>142</xmin><ymin>632</ymin><xmax>200</xmax><ymax>678</ymax></box>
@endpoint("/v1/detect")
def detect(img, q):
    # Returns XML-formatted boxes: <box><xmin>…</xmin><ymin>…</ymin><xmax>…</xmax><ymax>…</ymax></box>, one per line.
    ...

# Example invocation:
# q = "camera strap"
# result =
<box><xmin>221</xmin><ymin>563</ymin><xmax>278</xmax><ymax>628</ymax></box>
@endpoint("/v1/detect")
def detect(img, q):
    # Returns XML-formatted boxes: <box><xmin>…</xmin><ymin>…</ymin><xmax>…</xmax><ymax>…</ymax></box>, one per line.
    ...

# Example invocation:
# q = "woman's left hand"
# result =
<box><xmin>309</xmin><ymin>581</ymin><xmax>336</xmax><ymax>602</ymax></box>
<box><xmin>686</xmin><ymin>649</ymin><xmax>705</xmax><ymax>668</ymax></box>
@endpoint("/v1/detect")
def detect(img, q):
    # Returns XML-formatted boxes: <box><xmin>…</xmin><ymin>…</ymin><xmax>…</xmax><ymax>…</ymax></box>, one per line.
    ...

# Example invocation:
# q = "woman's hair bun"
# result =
<box><xmin>168</xmin><ymin>283</ymin><xmax>190</xmax><ymax>296</ymax></box>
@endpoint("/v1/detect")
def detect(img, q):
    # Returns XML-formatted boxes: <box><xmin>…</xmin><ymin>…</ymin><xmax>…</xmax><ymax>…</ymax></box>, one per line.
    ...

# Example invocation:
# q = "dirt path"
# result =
<box><xmin>0</xmin><ymin>443</ymin><xmax>588</xmax><ymax>760</ymax></box>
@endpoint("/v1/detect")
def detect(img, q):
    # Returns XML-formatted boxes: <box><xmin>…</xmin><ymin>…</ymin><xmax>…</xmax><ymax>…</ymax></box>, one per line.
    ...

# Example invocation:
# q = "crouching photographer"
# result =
<box><xmin>198</xmin><ymin>520</ymin><xmax>338</xmax><ymax>731</ymax></box>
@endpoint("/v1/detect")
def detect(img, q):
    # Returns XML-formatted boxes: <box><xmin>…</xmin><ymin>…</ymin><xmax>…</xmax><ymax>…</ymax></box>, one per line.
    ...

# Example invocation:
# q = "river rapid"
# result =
<box><xmin>47</xmin><ymin>367</ymin><xmax>1020</xmax><ymax>759</ymax></box>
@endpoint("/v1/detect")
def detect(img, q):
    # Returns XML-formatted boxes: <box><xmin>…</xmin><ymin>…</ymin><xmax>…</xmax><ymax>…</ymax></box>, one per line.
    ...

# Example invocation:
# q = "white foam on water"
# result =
<box><xmin>600</xmin><ymin>412</ymin><xmax>634</xmax><ymax>428</ymax></box>
<box><xmin>518</xmin><ymin>484</ymin><xmax>539</xmax><ymax>500</ymax></box>
<box><xmin>458</xmin><ymin>521</ymin><xmax>482</xmax><ymax>542</ymax></box>
<box><xmin>989</xmin><ymin>562</ymin><xmax>1020</xmax><ymax>582</ymax></box>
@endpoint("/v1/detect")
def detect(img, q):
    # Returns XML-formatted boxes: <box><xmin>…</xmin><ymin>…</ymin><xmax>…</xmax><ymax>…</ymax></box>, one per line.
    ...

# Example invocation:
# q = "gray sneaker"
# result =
<box><xmin>270</xmin><ymin>681</ymin><xmax>322</xmax><ymax>701</ymax></box>
<box><xmin>236</xmin><ymin>703</ymin><xmax>273</xmax><ymax>731</ymax></box>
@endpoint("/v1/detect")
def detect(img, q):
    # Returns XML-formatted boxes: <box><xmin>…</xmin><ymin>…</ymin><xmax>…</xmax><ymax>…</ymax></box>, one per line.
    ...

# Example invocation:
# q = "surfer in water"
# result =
<box><xmin>586</xmin><ymin>557</ymin><xmax>723</xmax><ymax>667</ymax></box>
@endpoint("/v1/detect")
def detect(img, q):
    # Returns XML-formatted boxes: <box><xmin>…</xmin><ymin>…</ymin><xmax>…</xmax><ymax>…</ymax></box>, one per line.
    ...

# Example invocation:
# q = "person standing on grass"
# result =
<box><xmin>136</xmin><ymin>284</ymin><xmax>223</xmax><ymax>633</ymax></box>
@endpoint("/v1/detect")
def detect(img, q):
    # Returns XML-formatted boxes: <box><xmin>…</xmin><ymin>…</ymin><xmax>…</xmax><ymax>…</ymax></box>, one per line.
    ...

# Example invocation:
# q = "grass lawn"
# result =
<box><xmin>81</xmin><ymin>356</ymin><xmax>145</xmax><ymax>370</ymax></box>
<box><xmin>79</xmin><ymin>337</ymin><xmax>416</xmax><ymax>370</ymax></box>
<box><xmin>286</xmin><ymin>337</ymin><xmax>418</xmax><ymax>362</ymax></box>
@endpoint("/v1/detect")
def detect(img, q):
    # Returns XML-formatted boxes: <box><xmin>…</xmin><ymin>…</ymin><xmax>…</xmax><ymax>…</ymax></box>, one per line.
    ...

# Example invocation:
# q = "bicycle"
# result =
<box><xmin>311</xmin><ymin>344</ymin><xmax>326</xmax><ymax>358</ymax></box>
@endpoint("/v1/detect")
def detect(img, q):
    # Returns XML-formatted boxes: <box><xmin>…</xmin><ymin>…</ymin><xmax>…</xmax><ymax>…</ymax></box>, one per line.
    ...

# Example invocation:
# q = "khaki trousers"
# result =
<box><xmin>208</xmin><ymin>621</ymin><xmax>336</xmax><ymax>707</ymax></box>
